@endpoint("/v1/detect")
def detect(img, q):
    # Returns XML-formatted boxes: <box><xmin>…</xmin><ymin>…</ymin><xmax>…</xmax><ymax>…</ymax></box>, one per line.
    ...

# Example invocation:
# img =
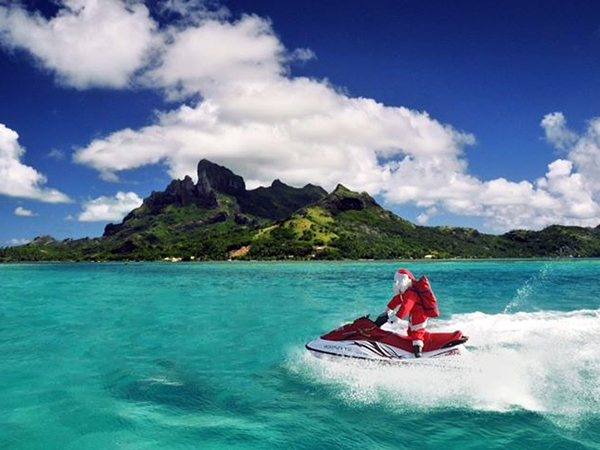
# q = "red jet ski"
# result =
<box><xmin>306</xmin><ymin>316</ymin><xmax>468</xmax><ymax>361</ymax></box>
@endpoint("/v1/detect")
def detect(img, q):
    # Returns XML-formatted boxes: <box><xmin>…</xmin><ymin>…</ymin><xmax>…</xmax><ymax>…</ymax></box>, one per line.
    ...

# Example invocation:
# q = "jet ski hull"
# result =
<box><xmin>306</xmin><ymin>316</ymin><xmax>468</xmax><ymax>361</ymax></box>
<box><xmin>306</xmin><ymin>337</ymin><xmax>465</xmax><ymax>361</ymax></box>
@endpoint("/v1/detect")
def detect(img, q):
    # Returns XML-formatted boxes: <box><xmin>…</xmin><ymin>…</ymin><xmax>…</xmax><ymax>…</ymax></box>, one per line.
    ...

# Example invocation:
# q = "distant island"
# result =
<box><xmin>2</xmin><ymin>159</ymin><xmax>600</xmax><ymax>262</ymax></box>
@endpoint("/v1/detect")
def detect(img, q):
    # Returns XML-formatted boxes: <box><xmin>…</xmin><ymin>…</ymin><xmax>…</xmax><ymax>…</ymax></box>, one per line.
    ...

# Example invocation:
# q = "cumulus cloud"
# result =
<box><xmin>417</xmin><ymin>207</ymin><xmax>438</xmax><ymax>225</ymax></box>
<box><xmin>0</xmin><ymin>123</ymin><xmax>70</xmax><ymax>203</ymax></box>
<box><xmin>541</xmin><ymin>112</ymin><xmax>578</xmax><ymax>152</ymax></box>
<box><xmin>0</xmin><ymin>0</ymin><xmax>157</xmax><ymax>88</ymax></box>
<box><xmin>74</xmin><ymin>88</ymin><xmax>473</xmax><ymax>195</ymax></box>
<box><xmin>145</xmin><ymin>15</ymin><xmax>286</xmax><ymax>99</ymax></box>
<box><xmin>14</xmin><ymin>206</ymin><xmax>36</xmax><ymax>216</ymax></box>
<box><xmin>3</xmin><ymin>1</ymin><xmax>600</xmax><ymax>231</ymax></box>
<box><xmin>543</xmin><ymin>112</ymin><xmax>600</xmax><ymax>192</ymax></box>
<box><xmin>70</xmin><ymin>7</ymin><xmax>600</xmax><ymax>231</ymax></box>
<box><xmin>71</xmin><ymin>8</ymin><xmax>477</xmax><ymax>197</ymax></box>
<box><xmin>6</xmin><ymin>238</ymin><xmax>30</xmax><ymax>247</ymax></box>
<box><xmin>78</xmin><ymin>191</ymin><xmax>143</xmax><ymax>222</ymax></box>
<box><xmin>384</xmin><ymin>144</ymin><xmax>600</xmax><ymax>231</ymax></box>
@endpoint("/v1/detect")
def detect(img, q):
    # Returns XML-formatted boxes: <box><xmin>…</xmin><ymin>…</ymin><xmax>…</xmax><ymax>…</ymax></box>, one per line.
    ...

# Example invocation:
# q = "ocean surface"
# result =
<box><xmin>1</xmin><ymin>260</ymin><xmax>599</xmax><ymax>449</ymax></box>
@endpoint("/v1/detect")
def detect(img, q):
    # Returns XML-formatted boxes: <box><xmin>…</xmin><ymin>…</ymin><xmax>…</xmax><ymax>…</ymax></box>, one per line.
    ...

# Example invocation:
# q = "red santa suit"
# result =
<box><xmin>387</xmin><ymin>290</ymin><xmax>428</xmax><ymax>347</ymax></box>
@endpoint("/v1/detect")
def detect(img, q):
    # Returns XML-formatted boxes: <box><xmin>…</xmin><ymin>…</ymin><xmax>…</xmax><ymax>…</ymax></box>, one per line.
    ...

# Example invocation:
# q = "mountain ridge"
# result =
<box><xmin>2</xmin><ymin>159</ymin><xmax>600</xmax><ymax>261</ymax></box>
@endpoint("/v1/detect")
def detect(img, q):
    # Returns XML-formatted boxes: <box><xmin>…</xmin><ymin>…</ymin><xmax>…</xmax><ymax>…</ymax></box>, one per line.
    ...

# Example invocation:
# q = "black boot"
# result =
<box><xmin>413</xmin><ymin>345</ymin><xmax>422</xmax><ymax>358</ymax></box>
<box><xmin>374</xmin><ymin>313</ymin><xmax>388</xmax><ymax>327</ymax></box>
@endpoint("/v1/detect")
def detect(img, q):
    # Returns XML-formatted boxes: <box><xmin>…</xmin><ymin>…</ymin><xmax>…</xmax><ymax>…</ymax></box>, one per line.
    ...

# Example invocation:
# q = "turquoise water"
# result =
<box><xmin>1</xmin><ymin>260</ymin><xmax>600</xmax><ymax>449</ymax></box>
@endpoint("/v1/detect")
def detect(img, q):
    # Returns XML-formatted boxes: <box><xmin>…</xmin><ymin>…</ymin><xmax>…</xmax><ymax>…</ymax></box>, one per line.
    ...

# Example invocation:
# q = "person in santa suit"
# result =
<box><xmin>374</xmin><ymin>268</ymin><xmax>430</xmax><ymax>358</ymax></box>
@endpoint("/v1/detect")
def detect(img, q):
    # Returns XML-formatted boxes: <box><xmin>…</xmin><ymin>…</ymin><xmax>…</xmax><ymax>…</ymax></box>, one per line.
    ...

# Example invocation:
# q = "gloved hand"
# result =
<box><xmin>388</xmin><ymin>313</ymin><xmax>401</xmax><ymax>324</ymax></box>
<box><xmin>374</xmin><ymin>312</ymin><xmax>388</xmax><ymax>327</ymax></box>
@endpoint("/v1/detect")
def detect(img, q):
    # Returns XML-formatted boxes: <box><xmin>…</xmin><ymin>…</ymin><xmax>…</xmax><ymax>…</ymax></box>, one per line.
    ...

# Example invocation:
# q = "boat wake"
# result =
<box><xmin>289</xmin><ymin>308</ymin><xmax>600</xmax><ymax>425</ymax></box>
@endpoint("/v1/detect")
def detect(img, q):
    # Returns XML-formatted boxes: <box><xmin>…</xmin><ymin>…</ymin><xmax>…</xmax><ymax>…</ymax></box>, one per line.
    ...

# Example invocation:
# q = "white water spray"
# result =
<box><xmin>503</xmin><ymin>261</ymin><xmax>552</xmax><ymax>313</ymax></box>
<box><xmin>290</xmin><ymin>308</ymin><xmax>600</xmax><ymax>424</ymax></box>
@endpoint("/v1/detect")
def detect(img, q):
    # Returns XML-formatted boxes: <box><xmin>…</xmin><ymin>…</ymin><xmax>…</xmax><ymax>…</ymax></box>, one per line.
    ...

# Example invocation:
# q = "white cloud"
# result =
<box><xmin>78</xmin><ymin>191</ymin><xmax>143</xmax><ymax>222</ymax></box>
<box><xmin>541</xmin><ymin>112</ymin><xmax>578</xmax><ymax>152</ymax></box>
<box><xmin>156</xmin><ymin>0</ymin><xmax>230</xmax><ymax>24</ymax></box>
<box><xmin>70</xmin><ymin>7</ymin><xmax>600</xmax><ymax>231</ymax></box>
<box><xmin>74</xmin><ymin>87</ymin><xmax>473</xmax><ymax>195</ymax></box>
<box><xmin>71</xmin><ymin>12</ymin><xmax>477</xmax><ymax>195</ymax></box>
<box><xmin>3</xmin><ymin>1</ymin><xmax>599</xmax><ymax>231</ymax></box>
<box><xmin>6</xmin><ymin>238</ymin><xmax>30</xmax><ymax>247</ymax></box>
<box><xmin>0</xmin><ymin>123</ymin><xmax>71</xmax><ymax>203</ymax></box>
<box><xmin>289</xmin><ymin>47</ymin><xmax>316</xmax><ymax>63</ymax></box>
<box><xmin>543</xmin><ymin>113</ymin><xmax>600</xmax><ymax>192</ymax></box>
<box><xmin>46</xmin><ymin>149</ymin><xmax>66</xmax><ymax>160</ymax></box>
<box><xmin>14</xmin><ymin>206</ymin><xmax>36</xmax><ymax>216</ymax></box>
<box><xmin>417</xmin><ymin>207</ymin><xmax>437</xmax><ymax>225</ymax></box>
<box><xmin>145</xmin><ymin>15</ymin><xmax>285</xmax><ymax>99</ymax></box>
<box><xmin>383</xmin><ymin>146</ymin><xmax>600</xmax><ymax>232</ymax></box>
<box><xmin>0</xmin><ymin>0</ymin><xmax>157</xmax><ymax>88</ymax></box>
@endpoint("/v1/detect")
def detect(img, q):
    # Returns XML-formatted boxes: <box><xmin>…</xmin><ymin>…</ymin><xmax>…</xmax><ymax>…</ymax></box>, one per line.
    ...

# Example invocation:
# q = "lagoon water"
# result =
<box><xmin>1</xmin><ymin>260</ymin><xmax>600</xmax><ymax>449</ymax></box>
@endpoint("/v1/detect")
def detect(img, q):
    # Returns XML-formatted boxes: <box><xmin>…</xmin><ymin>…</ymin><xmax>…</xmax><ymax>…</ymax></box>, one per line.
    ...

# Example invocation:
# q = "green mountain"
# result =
<box><xmin>249</xmin><ymin>184</ymin><xmax>512</xmax><ymax>260</ymax></box>
<box><xmin>2</xmin><ymin>159</ymin><xmax>600</xmax><ymax>261</ymax></box>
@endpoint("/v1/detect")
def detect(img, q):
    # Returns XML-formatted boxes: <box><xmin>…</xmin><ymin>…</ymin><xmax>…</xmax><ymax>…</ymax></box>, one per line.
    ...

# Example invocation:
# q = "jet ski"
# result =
<box><xmin>306</xmin><ymin>316</ymin><xmax>468</xmax><ymax>361</ymax></box>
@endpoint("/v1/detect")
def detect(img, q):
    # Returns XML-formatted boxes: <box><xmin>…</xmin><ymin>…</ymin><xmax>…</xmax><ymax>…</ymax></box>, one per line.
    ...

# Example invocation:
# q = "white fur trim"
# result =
<box><xmin>408</xmin><ymin>318</ymin><xmax>428</xmax><ymax>330</ymax></box>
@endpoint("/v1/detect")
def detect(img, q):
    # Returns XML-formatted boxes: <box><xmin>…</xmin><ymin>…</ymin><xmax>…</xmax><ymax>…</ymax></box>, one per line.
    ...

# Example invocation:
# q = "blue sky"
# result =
<box><xmin>1</xmin><ymin>0</ymin><xmax>600</xmax><ymax>245</ymax></box>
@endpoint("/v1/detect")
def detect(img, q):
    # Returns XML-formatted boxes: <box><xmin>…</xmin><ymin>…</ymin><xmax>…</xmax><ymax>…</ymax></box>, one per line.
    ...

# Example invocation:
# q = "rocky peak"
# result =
<box><xmin>237</xmin><ymin>178</ymin><xmax>327</xmax><ymax>220</ymax></box>
<box><xmin>143</xmin><ymin>174</ymin><xmax>218</xmax><ymax>213</ymax></box>
<box><xmin>102</xmin><ymin>159</ymin><xmax>328</xmax><ymax>237</ymax></box>
<box><xmin>304</xmin><ymin>183</ymin><xmax>322</xmax><ymax>190</ymax></box>
<box><xmin>324</xmin><ymin>184</ymin><xmax>379</xmax><ymax>212</ymax></box>
<box><xmin>331</xmin><ymin>184</ymin><xmax>352</xmax><ymax>195</ymax></box>
<box><xmin>197</xmin><ymin>159</ymin><xmax>246</xmax><ymax>196</ymax></box>
<box><xmin>165</xmin><ymin>176</ymin><xmax>197</xmax><ymax>201</ymax></box>
<box><xmin>323</xmin><ymin>184</ymin><xmax>378</xmax><ymax>212</ymax></box>
<box><xmin>31</xmin><ymin>235</ymin><xmax>56</xmax><ymax>245</ymax></box>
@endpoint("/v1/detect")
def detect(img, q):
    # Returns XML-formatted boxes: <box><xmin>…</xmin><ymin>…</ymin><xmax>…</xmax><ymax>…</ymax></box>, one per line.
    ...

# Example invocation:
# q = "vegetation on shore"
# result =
<box><xmin>2</xmin><ymin>160</ymin><xmax>600</xmax><ymax>262</ymax></box>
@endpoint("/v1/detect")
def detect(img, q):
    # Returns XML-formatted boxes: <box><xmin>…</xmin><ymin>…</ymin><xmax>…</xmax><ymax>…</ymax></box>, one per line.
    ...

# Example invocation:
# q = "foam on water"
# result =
<box><xmin>3</xmin><ymin>261</ymin><xmax>600</xmax><ymax>448</ymax></box>
<box><xmin>290</xmin><ymin>308</ymin><xmax>600</xmax><ymax>425</ymax></box>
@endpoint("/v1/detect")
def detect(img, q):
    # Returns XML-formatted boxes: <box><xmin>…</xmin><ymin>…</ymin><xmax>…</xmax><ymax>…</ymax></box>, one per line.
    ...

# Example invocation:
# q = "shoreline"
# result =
<box><xmin>0</xmin><ymin>256</ymin><xmax>596</xmax><ymax>265</ymax></box>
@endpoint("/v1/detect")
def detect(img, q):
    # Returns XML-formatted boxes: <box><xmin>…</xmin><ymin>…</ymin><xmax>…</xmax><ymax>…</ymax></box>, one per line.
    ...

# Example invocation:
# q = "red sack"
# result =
<box><xmin>412</xmin><ymin>276</ymin><xmax>439</xmax><ymax>317</ymax></box>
